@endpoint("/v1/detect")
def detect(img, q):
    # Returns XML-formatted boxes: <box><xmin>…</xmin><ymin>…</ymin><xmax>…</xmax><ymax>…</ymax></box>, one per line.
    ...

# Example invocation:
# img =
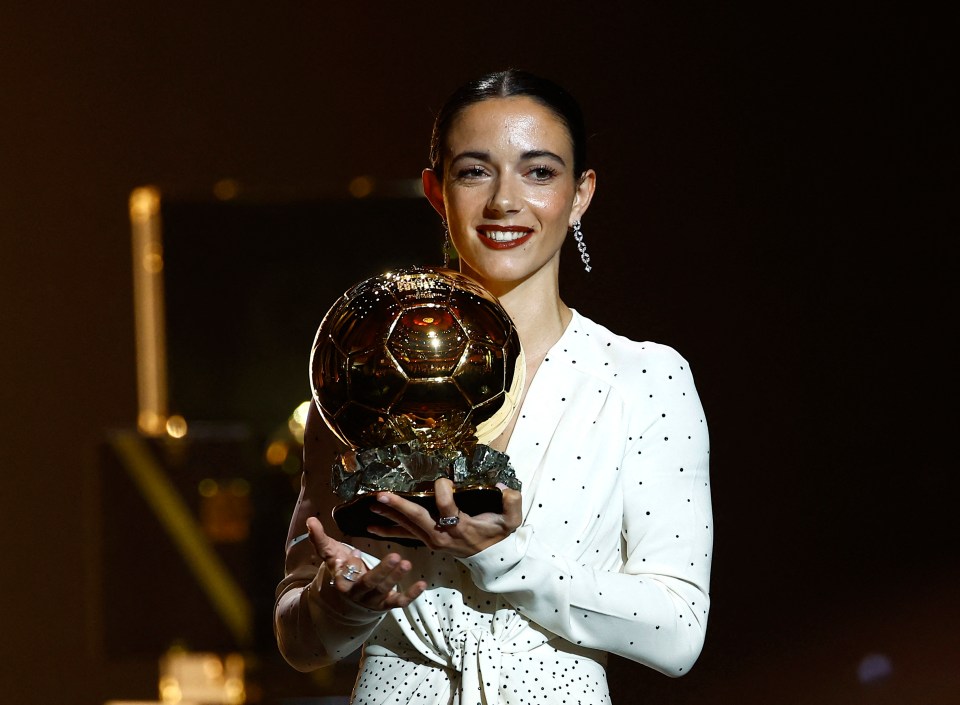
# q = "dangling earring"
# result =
<box><xmin>442</xmin><ymin>220</ymin><xmax>452</xmax><ymax>268</ymax></box>
<box><xmin>573</xmin><ymin>220</ymin><xmax>592</xmax><ymax>272</ymax></box>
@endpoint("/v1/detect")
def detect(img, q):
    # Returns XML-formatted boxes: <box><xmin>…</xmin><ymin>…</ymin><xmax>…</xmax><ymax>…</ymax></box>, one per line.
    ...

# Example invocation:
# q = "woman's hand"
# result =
<box><xmin>367</xmin><ymin>478</ymin><xmax>523</xmax><ymax>557</ymax></box>
<box><xmin>306</xmin><ymin>516</ymin><xmax>426</xmax><ymax>611</ymax></box>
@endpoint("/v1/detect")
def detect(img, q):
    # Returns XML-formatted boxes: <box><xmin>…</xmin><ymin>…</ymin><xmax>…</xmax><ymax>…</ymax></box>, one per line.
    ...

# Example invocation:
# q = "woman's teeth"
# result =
<box><xmin>483</xmin><ymin>230</ymin><xmax>528</xmax><ymax>242</ymax></box>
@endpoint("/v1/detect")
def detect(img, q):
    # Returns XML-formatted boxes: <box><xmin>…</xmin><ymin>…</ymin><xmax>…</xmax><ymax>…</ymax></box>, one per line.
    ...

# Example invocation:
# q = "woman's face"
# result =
<box><xmin>423</xmin><ymin>96</ymin><xmax>595</xmax><ymax>289</ymax></box>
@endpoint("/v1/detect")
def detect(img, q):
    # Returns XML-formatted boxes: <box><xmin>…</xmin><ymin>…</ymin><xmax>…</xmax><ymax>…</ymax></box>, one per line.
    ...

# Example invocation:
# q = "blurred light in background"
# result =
<box><xmin>263</xmin><ymin>400</ymin><xmax>311</xmax><ymax>481</ymax></box>
<box><xmin>130</xmin><ymin>186</ymin><xmax>169</xmax><ymax>437</ymax></box>
<box><xmin>348</xmin><ymin>175</ymin><xmax>375</xmax><ymax>198</ymax></box>
<box><xmin>158</xmin><ymin>648</ymin><xmax>245</xmax><ymax>704</ymax></box>
<box><xmin>265</xmin><ymin>439</ymin><xmax>290</xmax><ymax>466</ymax></box>
<box><xmin>213</xmin><ymin>178</ymin><xmax>241</xmax><ymax>201</ymax></box>
<box><xmin>288</xmin><ymin>400</ymin><xmax>311</xmax><ymax>444</ymax></box>
<box><xmin>198</xmin><ymin>478</ymin><xmax>252</xmax><ymax>543</ymax></box>
<box><xmin>857</xmin><ymin>652</ymin><xmax>893</xmax><ymax>684</ymax></box>
<box><xmin>166</xmin><ymin>414</ymin><xmax>188</xmax><ymax>439</ymax></box>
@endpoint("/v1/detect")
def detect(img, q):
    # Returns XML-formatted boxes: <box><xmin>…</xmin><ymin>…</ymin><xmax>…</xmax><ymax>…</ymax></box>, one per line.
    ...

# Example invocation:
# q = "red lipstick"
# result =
<box><xmin>476</xmin><ymin>225</ymin><xmax>534</xmax><ymax>250</ymax></box>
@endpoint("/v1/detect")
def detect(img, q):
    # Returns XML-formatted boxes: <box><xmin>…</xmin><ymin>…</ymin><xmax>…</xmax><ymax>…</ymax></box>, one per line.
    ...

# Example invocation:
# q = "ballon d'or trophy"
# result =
<box><xmin>310</xmin><ymin>266</ymin><xmax>525</xmax><ymax>546</ymax></box>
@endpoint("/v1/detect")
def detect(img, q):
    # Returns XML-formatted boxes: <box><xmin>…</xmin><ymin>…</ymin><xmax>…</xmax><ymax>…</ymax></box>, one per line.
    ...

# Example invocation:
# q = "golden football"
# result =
<box><xmin>310</xmin><ymin>266</ymin><xmax>524</xmax><ymax>452</ymax></box>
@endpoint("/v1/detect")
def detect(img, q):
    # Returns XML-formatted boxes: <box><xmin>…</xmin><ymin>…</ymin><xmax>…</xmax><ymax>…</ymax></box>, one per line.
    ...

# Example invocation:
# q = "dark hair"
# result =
<box><xmin>429</xmin><ymin>69</ymin><xmax>588</xmax><ymax>179</ymax></box>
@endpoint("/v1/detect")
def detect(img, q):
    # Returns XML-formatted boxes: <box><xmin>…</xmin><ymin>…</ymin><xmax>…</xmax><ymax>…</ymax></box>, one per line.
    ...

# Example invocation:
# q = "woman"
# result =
<box><xmin>274</xmin><ymin>69</ymin><xmax>713</xmax><ymax>704</ymax></box>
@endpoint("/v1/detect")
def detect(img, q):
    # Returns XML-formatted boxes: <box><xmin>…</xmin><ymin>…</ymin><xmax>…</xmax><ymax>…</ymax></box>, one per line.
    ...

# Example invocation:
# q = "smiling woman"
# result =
<box><xmin>422</xmin><ymin>95</ymin><xmax>595</xmax><ymax>297</ymax></box>
<box><xmin>274</xmin><ymin>69</ymin><xmax>713</xmax><ymax>705</ymax></box>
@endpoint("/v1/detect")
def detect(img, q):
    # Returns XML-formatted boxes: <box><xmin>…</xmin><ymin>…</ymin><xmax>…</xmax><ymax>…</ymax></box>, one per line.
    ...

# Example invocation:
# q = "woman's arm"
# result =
<box><xmin>458</xmin><ymin>358</ymin><xmax>713</xmax><ymax>676</ymax></box>
<box><xmin>273</xmin><ymin>405</ymin><xmax>426</xmax><ymax>671</ymax></box>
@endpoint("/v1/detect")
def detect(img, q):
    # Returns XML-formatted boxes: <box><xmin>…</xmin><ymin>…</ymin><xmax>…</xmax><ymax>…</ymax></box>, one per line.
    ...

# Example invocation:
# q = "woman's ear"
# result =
<box><xmin>569</xmin><ymin>169</ymin><xmax>597</xmax><ymax>227</ymax></box>
<box><xmin>422</xmin><ymin>169</ymin><xmax>446</xmax><ymax>218</ymax></box>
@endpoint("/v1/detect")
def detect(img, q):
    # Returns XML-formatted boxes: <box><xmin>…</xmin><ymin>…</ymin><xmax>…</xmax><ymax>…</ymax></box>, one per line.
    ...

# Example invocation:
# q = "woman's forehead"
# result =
<box><xmin>446</xmin><ymin>96</ymin><xmax>574</xmax><ymax>158</ymax></box>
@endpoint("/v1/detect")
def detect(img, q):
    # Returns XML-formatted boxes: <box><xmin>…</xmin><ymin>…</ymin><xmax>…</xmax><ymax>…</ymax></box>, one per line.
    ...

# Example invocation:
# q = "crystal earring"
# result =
<box><xmin>573</xmin><ymin>220</ymin><xmax>592</xmax><ymax>272</ymax></box>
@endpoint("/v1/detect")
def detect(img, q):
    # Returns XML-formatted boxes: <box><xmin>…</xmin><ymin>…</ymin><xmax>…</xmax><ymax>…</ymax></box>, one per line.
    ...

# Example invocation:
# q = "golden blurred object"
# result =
<box><xmin>199</xmin><ymin>479</ymin><xmax>252</xmax><ymax>543</ymax></box>
<box><xmin>130</xmin><ymin>186</ymin><xmax>161</xmax><ymax>223</ymax></box>
<box><xmin>287</xmin><ymin>400</ymin><xmax>312</xmax><ymax>444</ymax></box>
<box><xmin>166</xmin><ymin>414</ymin><xmax>188</xmax><ymax>439</ymax></box>
<box><xmin>348</xmin><ymin>175</ymin><xmax>375</xmax><ymax>198</ymax></box>
<box><xmin>213</xmin><ymin>178</ymin><xmax>241</xmax><ymax>201</ymax></box>
<box><xmin>130</xmin><ymin>186</ymin><xmax>169</xmax><ymax>437</ymax></box>
<box><xmin>264</xmin><ymin>439</ymin><xmax>289</xmax><ymax>466</ymax></box>
<box><xmin>159</xmin><ymin>649</ymin><xmax>246</xmax><ymax>705</ymax></box>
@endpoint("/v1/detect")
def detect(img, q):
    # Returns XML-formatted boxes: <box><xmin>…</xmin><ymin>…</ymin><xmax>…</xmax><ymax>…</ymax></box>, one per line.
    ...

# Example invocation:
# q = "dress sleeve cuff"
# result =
<box><xmin>305</xmin><ymin>552</ymin><xmax>386</xmax><ymax>627</ymax></box>
<box><xmin>305</xmin><ymin>571</ymin><xmax>386</xmax><ymax>627</ymax></box>
<box><xmin>456</xmin><ymin>526</ymin><xmax>531</xmax><ymax>591</ymax></box>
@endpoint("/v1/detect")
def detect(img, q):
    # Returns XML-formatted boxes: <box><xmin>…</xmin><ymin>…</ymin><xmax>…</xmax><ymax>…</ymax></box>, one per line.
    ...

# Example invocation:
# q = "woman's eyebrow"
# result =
<box><xmin>450</xmin><ymin>150</ymin><xmax>491</xmax><ymax>163</ymax></box>
<box><xmin>521</xmin><ymin>149</ymin><xmax>566</xmax><ymax>165</ymax></box>
<box><xmin>450</xmin><ymin>149</ymin><xmax>567</xmax><ymax>165</ymax></box>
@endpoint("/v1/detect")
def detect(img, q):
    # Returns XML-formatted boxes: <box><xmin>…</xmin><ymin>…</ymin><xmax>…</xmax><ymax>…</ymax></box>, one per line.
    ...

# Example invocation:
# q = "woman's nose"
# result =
<box><xmin>487</xmin><ymin>176</ymin><xmax>521</xmax><ymax>215</ymax></box>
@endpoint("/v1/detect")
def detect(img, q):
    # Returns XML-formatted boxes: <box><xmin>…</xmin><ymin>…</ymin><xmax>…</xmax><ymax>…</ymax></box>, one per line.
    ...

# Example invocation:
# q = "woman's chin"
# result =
<box><xmin>460</xmin><ymin>258</ymin><xmax>527</xmax><ymax>287</ymax></box>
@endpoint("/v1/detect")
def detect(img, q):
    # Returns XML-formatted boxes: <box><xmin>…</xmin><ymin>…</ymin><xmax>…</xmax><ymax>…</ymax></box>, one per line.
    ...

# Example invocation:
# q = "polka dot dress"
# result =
<box><xmin>290</xmin><ymin>310</ymin><xmax>712</xmax><ymax>704</ymax></box>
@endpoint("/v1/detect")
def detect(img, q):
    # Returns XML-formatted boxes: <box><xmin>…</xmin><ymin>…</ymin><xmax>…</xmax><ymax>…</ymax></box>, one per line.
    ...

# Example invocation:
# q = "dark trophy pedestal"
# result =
<box><xmin>327</xmin><ymin>441</ymin><xmax>518</xmax><ymax>546</ymax></box>
<box><xmin>332</xmin><ymin>486</ymin><xmax>503</xmax><ymax>546</ymax></box>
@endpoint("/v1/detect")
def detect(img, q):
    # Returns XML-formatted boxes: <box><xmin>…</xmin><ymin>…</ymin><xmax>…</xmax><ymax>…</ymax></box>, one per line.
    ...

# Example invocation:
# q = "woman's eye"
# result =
<box><xmin>456</xmin><ymin>166</ymin><xmax>488</xmax><ymax>179</ymax></box>
<box><xmin>528</xmin><ymin>166</ymin><xmax>558</xmax><ymax>181</ymax></box>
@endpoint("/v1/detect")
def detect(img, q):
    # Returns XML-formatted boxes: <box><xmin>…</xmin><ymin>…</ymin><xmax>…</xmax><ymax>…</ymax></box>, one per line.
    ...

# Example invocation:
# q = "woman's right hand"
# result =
<box><xmin>306</xmin><ymin>516</ymin><xmax>427</xmax><ymax>611</ymax></box>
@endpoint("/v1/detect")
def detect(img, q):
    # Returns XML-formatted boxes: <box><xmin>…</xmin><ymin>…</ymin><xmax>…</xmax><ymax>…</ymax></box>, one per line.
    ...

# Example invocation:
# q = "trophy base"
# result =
<box><xmin>332</xmin><ymin>485</ymin><xmax>503</xmax><ymax>546</ymax></box>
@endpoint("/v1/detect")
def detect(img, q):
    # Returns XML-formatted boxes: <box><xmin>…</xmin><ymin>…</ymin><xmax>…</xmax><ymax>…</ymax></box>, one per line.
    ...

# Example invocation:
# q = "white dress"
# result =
<box><xmin>275</xmin><ymin>310</ymin><xmax>713</xmax><ymax>705</ymax></box>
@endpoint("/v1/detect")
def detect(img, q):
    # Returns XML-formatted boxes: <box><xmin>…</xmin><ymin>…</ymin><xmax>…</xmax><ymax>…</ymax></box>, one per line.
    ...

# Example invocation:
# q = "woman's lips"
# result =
<box><xmin>476</xmin><ymin>226</ymin><xmax>534</xmax><ymax>250</ymax></box>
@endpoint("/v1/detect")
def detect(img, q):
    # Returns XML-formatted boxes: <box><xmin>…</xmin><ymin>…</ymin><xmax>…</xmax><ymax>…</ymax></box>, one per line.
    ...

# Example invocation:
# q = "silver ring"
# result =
<box><xmin>437</xmin><ymin>515</ymin><xmax>460</xmax><ymax>527</ymax></box>
<box><xmin>338</xmin><ymin>564</ymin><xmax>361</xmax><ymax>582</ymax></box>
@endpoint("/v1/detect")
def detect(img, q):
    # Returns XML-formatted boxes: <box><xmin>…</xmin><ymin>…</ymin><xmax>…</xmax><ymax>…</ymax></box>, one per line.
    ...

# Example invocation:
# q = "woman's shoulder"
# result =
<box><xmin>568</xmin><ymin>310</ymin><xmax>691</xmax><ymax>379</ymax></box>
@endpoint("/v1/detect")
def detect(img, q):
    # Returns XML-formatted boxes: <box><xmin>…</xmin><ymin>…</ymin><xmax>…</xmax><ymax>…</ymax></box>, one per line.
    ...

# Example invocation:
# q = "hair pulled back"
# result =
<box><xmin>429</xmin><ymin>69</ymin><xmax>588</xmax><ymax>179</ymax></box>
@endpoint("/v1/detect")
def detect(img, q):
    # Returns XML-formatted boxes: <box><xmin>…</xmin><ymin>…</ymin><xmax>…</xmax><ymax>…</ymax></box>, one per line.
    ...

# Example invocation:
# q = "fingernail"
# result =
<box><xmin>377</xmin><ymin>494</ymin><xmax>389</xmax><ymax>504</ymax></box>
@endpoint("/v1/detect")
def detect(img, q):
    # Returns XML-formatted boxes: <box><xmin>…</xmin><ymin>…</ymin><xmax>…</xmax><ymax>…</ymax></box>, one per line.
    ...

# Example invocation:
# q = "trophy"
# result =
<box><xmin>310</xmin><ymin>266</ymin><xmax>525</xmax><ymax>545</ymax></box>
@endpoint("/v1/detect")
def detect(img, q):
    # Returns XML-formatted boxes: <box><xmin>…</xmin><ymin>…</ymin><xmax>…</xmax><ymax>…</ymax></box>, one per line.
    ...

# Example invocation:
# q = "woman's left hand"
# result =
<box><xmin>367</xmin><ymin>478</ymin><xmax>522</xmax><ymax>557</ymax></box>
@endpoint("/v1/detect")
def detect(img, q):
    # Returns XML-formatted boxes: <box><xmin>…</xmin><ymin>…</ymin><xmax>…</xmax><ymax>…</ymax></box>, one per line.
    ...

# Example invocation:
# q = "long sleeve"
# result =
<box><xmin>457</xmin><ymin>321</ymin><xmax>712</xmax><ymax>676</ymax></box>
<box><xmin>273</xmin><ymin>405</ymin><xmax>386</xmax><ymax>671</ymax></box>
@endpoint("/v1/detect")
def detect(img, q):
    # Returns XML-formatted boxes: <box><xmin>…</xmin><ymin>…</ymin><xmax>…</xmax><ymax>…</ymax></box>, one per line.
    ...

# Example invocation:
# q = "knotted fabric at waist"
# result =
<box><xmin>364</xmin><ymin>625</ymin><xmax>605</xmax><ymax>705</ymax></box>
<box><xmin>449</xmin><ymin>627</ymin><xmax>520</xmax><ymax>704</ymax></box>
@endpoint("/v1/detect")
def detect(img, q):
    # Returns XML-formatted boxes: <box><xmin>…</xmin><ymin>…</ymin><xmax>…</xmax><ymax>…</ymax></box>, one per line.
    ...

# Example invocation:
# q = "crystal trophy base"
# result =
<box><xmin>332</xmin><ymin>485</ymin><xmax>504</xmax><ymax>546</ymax></box>
<box><xmin>329</xmin><ymin>441</ymin><xmax>519</xmax><ymax>547</ymax></box>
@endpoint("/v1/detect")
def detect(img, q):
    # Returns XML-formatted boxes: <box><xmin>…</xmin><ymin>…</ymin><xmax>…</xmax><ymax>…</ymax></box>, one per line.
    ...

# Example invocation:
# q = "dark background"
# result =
<box><xmin>1</xmin><ymin>3</ymin><xmax>954</xmax><ymax>704</ymax></box>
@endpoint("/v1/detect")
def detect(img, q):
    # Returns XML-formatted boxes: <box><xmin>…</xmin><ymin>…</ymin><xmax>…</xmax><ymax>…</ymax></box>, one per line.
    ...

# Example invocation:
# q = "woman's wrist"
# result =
<box><xmin>457</xmin><ymin>526</ymin><xmax>526</xmax><ymax>582</ymax></box>
<box><xmin>305</xmin><ymin>571</ymin><xmax>387</xmax><ymax>626</ymax></box>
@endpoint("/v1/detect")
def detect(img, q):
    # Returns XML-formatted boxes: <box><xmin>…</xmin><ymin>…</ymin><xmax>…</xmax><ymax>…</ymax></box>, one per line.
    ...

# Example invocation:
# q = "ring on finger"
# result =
<box><xmin>437</xmin><ymin>515</ymin><xmax>460</xmax><ymax>527</ymax></box>
<box><xmin>338</xmin><ymin>563</ymin><xmax>362</xmax><ymax>582</ymax></box>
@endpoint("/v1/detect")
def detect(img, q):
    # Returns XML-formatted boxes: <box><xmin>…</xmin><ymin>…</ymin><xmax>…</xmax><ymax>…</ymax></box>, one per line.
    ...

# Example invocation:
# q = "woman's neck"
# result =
<box><xmin>501</xmin><ymin>288</ymin><xmax>571</xmax><ymax>366</ymax></box>
<box><xmin>471</xmin><ymin>266</ymin><xmax>571</xmax><ymax>453</ymax></box>
<box><xmin>468</xmin><ymin>264</ymin><xmax>571</xmax><ymax>366</ymax></box>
